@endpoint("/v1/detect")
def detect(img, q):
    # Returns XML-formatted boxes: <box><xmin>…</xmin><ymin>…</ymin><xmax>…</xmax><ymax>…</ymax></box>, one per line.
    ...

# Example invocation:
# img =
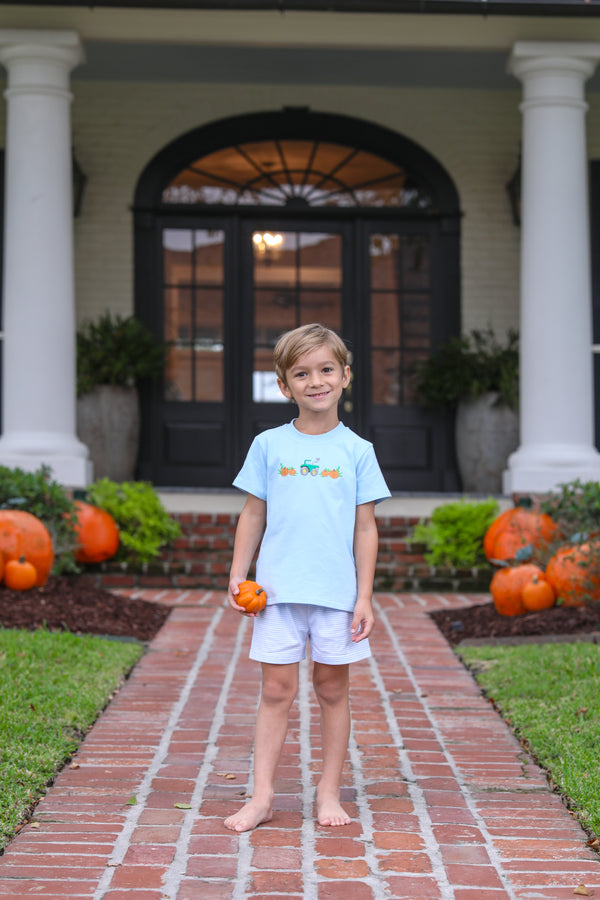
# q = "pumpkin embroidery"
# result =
<box><xmin>278</xmin><ymin>459</ymin><xmax>342</xmax><ymax>480</ymax></box>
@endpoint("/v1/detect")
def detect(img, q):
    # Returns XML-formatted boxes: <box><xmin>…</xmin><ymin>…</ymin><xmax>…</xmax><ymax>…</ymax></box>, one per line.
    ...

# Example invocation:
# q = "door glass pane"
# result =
<box><xmin>254</xmin><ymin>232</ymin><xmax>295</xmax><ymax>287</ymax></box>
<box><xmin>162</xmin><ymin>228</ymin><xmax>225</xmax><ymax>402</ymax></box>
<box><xmin>299</xmin><ymin>291</ymin><xmax>340</xmax><ymax>331</ymax></box>
<box><xmin>372</xmin><ymin>348</ymin><xmax>401</xmax><ymax>407</ymax></box>
<box><xmin>299</xmin><ymin>233</ymin><xmax>342</xmax><ymax>288</ymax></box>
<box><xmin>370</xmin><ymin>232</ymin><xmax>431</xmax><ymax>406</ymax></box>
<box><xmin>164</xmin><ymin>287</ymin><xmax>192</xmax><ymax>400</ymax></box>
<box><xmin>253</xmin><ymin>230</ymin><xmax>342</xmax><ymax>402</ymax></box>
<box><xmin>371</xmin><ymin>293</ymin><xmax>400</xmax><ymax>348</ymax></box>
<box><xmin>163</xmin><ymin>140</ymin><xmax>434</xmax><ymax>209</ymax></box>
<box><xmin>370</xmin><ymin>234</ymin><xmax>400</xmax><ymax>290</ymax></box>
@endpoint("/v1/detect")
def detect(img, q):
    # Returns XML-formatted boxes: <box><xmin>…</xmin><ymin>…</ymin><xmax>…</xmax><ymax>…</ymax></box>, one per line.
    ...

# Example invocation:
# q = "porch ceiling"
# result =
<box><xmin>73</xmin><ymin>41</ymin><xmax>600</xmax><ymax>90</ymax></box>
<box><xmin>76</xmin><ymin>42</ymin><xmax>522</xmax><ymax>88</ymax></box>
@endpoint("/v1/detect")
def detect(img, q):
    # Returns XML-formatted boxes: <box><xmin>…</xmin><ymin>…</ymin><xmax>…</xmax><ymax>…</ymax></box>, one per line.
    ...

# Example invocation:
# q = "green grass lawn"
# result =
<box><xmin>0</xmin><ymin>627</ymin><xmax>144</xmax><ymax>848</ymax></box>
<box><xmin>460</xmin><ymin>641</ymin><xmax>600</xmax><ymax>838</ymax></box>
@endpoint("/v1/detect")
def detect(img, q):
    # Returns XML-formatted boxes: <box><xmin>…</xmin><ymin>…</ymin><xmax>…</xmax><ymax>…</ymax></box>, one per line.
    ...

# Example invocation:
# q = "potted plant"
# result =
<box><xmin>415</xmin><ymin>328</ymin><xmax>519</xmax><ymax>493</ymax></box>
<box><xmin>76</xmin><ymin>312</ymin><xmax>168</xmax><ymax>481</ymax></box>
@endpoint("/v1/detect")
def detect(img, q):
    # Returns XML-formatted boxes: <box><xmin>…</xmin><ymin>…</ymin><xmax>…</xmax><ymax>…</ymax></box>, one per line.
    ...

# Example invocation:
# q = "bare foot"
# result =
<box><xmin>224</xmin><ymin>798</ymin><xmax>273</xmax><ymax>833</ymax></box>
<box><xmin>316</xmin><ymin>793</ymin><xmax>352</xmax><ymax>827</ymax></box>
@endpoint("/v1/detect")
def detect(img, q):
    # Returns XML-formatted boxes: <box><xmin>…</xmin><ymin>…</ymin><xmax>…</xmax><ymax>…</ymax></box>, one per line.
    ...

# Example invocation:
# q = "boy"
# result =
<box><xmin>225</xmin><ymin>323</ymin><xmax>390</xmax><ymax>832</ymax></box>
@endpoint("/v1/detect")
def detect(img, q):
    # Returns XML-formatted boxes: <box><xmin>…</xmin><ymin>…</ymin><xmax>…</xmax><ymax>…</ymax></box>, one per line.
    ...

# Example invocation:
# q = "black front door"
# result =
<box><xmin>239</xmin><ymin>220</ymin><xmax>356</xmax><ymax>450</ymax></box>
<box><xmin>140</xmin><ymin>213</ymin><xmax>457</xmax><ymax>491</ymax></box>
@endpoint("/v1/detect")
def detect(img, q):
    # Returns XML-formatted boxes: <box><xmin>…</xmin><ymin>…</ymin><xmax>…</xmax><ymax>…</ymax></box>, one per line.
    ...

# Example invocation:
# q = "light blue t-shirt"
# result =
<box><xmin>233</xmin><ymin>421</ymin><xmax>391</xmax><ymax>612</ymax></box>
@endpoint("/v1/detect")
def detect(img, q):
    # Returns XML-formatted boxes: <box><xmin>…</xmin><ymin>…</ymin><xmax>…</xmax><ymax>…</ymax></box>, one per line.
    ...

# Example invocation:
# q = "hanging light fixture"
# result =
<box><xmin>253</xmin><ymin>232</ymin><xmax>283</xmax><ymax>253</ymax></box>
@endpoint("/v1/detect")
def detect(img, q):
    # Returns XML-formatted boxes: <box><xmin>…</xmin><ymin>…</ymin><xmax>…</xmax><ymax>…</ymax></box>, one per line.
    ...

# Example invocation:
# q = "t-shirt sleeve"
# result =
<box><xmin>356</xmin><ymin>444</ymin><xmax>391</xmax><ymax>506</ymax></box>
<box><xmin>232</xmin><ymin>435</ymin><xmax>268</xmax><ymax>500</ymax></box>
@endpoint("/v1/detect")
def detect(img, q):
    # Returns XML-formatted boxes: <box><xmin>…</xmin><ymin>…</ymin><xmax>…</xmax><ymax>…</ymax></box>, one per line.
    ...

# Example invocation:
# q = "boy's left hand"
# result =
<box><xmin>350</xmin><ymin>598</ymin><xmax>374</xmax><ymax>642</ymax></box>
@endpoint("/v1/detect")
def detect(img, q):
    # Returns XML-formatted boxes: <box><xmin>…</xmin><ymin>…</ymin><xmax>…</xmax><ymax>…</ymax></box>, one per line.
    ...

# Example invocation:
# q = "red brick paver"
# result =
<box><xmin>1</xmin><ymin>590</ymin><xmax>599</xmax><ymax>899</ymax></box>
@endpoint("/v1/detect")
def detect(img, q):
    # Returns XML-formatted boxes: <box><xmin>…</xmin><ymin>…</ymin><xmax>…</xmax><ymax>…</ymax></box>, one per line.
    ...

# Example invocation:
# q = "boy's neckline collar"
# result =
<box><xmin>290</xmin><ymin>419</ymin><xmax>343</xmax><ymax>436</ymax></box>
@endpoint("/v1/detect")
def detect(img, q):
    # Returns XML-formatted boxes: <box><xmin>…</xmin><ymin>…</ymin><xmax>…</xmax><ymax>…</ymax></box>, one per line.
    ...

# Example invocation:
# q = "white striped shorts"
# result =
<box><xmin>249</xmin><ymin>602</ymin><xmax>371</xmax><ymax>666</ymax></box>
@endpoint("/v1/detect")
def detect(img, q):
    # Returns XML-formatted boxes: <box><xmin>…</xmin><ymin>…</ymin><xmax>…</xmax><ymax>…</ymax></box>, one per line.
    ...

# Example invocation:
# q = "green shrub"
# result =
<box><xmin>540</xmin><ymin>479</ymin><xmax>600</xmax><ymax>542</ymax></box>
<box><xmin>77</xmin><ymin>312</ymin><xmax>168</xmax><ymax>397</ymax></box>
<box><xmin>415</xmin><ymin>328</ymin><xmax>519</xmax><ymax>410</ymax></box>
<box><xmin>0</xmin><ymin>465</ymin><xmax>79</xmax><ymax>574</ymax></box>
<box><xmin>85</xmin><ymin>479</ymin><xmax>181</xmax><ymax>564</ymax></box>
<box><xmin>411</xmin><ymin>498</ymin><xmax>499</xmax><ymax>569</ymax></box>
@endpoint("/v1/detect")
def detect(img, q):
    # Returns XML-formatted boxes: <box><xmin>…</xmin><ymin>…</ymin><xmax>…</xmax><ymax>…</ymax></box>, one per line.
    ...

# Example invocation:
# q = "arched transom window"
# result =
<box><xmin>162</xmin><ymin>139</ymin><xmax>434</xmax><ymax>209</ymax></box>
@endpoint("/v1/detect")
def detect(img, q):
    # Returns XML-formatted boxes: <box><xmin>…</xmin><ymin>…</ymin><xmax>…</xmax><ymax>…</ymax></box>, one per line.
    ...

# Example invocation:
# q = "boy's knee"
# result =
<box><xmin>313</xmin><ymin>666</ymin><xmax>349</xmax><ymax>706</ymax></box>
<box><xmin>261</xmin><ymin>670</ymin><xmax>298</xmax><ymax>706</ymax></box>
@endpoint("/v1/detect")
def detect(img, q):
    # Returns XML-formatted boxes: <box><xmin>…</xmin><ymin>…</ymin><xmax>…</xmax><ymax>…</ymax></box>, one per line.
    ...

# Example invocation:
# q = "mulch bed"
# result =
<box><xmin>430</xmin><ymin>600</ymin><xmax>600</xmax><ymax>646</ymax></box>
<box><xmin>0</xmin><ymin>576</ymin><xmax>170</xmax><ymax>642</ymax></box>
<box><xmin>3</xmin><ymin>576</ymin><xmax>600</xmax><ymax>647</ymax></box>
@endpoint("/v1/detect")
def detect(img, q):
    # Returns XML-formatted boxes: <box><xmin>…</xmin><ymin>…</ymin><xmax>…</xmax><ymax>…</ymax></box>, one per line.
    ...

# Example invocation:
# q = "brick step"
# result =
<box><xmin>83</xmin><ymin>512</ymin><xmax>492</xmax><ymax>593</ymax></box>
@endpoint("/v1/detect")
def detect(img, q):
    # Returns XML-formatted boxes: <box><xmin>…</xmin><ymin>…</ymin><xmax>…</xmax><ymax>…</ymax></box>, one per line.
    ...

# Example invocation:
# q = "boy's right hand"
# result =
<box><xmin>228</xmin><ymin>576</ymin><xmax>260</xmax><ymax>616</ymax></box>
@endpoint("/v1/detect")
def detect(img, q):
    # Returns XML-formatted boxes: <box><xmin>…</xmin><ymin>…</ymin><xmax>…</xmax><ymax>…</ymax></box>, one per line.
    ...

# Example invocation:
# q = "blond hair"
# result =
<box><xmin>273</xmin><ymin>323</ymin><xmax>349</xmax><ymax>384</ymax></box>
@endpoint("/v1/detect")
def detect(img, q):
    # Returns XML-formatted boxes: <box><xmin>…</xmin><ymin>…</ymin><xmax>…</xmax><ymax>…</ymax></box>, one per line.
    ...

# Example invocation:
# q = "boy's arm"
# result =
<box><xmin>228</xmin><ymin>493</ymin><xmax>267</xmax><ymax>615</ymax></box>
<box><xmin>351</xmin><ymin>501</ymin><xmax>379</xmax><ymax>642</ymax></box>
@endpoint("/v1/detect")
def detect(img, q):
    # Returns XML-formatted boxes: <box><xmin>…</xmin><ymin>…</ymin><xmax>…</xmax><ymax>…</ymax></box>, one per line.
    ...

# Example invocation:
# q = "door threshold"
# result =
<box><xmin>156</xmin><ymin>490</ymin><xmax>513</xmax><ymax>517</ymax></box>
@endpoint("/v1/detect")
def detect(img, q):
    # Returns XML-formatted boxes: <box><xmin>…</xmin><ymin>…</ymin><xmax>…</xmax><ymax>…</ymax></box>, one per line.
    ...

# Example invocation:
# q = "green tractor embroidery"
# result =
<box><xmin>300</xmin><ymin>458</ymin><xmax>320</xmax><ymax>476</ymax></box>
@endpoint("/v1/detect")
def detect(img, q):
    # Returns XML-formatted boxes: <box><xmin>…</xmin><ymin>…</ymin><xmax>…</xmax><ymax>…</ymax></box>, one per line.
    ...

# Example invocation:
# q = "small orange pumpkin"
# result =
<box><xmin>490</xmin><ymin>563</ymin><xmax>544</xmax><ymax>616</ymax></box>
<box><xmin>545</xmin><ymin>542</ymin><xmax>600</xmax><ymax>607</ymax></box>
<box><xmin>235</xmin><ymin>580</ymin><xmax>267</xmax><ymax>614</ymax></box>
<box><xmin>72</xmin><ymin>501</ymin><xmax>120</xmax><ymax>564</ymax></box>
<box><xmin>0</xmin><ymin>510</ymin><xmax>54</xmax><ymax>586</ymax></box>
<box><xmin>522</xmin><ymin>574</ymin><xmax>555</xmax><ymax>612</ymax></box>
<box><xmin>484</xmin><ymin>508</ymin><xmax>561</xmax><ymax>563</ymax></box>
<box><xmin>4</xmin><ymin>556</ymin><xmax>38</xmax><ymax>591</ymax></box>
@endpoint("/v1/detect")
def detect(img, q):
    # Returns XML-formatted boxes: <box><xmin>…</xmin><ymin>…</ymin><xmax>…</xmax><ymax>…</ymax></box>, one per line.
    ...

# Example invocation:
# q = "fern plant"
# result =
<box><xmin>415</xmin><ymin>328</ymin><xmax>519</xmax><ymax>410</ymax></box>
<box><xmin>77</xmin><ymin>312</ymin><xmax>168</xmax><ymax>397</ymax></box>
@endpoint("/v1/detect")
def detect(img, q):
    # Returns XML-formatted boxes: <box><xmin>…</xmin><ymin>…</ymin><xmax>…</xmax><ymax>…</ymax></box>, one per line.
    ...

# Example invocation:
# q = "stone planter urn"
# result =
<box><xmin>455</xmin><ymin>392</ymin><xmax>519</xmax><ymax>494</ymax></box>
<box><xmin>77</xmin><ymin>385</ymin><xmax>140</xmax><ymax>482</ymax></box>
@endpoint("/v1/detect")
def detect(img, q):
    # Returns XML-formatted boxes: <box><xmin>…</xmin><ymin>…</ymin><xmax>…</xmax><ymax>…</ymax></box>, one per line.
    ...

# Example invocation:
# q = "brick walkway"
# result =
<box><xmin>1</xmin><ymin>590</ymin><xmax>599</xmax><ymax>900</ymax></box>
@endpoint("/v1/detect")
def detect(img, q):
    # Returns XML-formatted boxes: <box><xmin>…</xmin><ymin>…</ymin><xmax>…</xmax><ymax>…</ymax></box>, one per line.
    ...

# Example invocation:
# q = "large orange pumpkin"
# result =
<box><xmin>234</xmin><ymin>580</ymin><xmax>267</xmax><ymax>614</ymax></box>
<box><xmin>0</xmin><ymin>510</ymin><xmax>54</xmax><ymax>586</ymax></box>
<box><xmin>490</xmin><ymin>563</ymin><xmax>544</xmax><ymax>616</ymax></box>
<box><xmin>73</xmin><ymin>500</ymin><xmax>120</xmax><ymax>564</ymax></box>
<box><xmin>484</xmin><ymin>507</ymin><xmax>561</xmax><ymax>563</ymax></box>
<box><xmin>545</xmin><ymin>543</ymin><xmax>600</xmax><ymax>607</ymax></box>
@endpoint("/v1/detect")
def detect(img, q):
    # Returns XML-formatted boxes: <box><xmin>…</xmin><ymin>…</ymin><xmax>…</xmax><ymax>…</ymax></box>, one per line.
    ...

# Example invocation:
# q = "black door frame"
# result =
<box><xmin>134</xmin><ymin>109</ymin><xmax>462</xmax><ymax>489</ymax></box>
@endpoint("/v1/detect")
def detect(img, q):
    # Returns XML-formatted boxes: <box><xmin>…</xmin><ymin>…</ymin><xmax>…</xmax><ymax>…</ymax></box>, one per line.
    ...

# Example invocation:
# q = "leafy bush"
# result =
<box><xmin>540</xmin><ymin>479</ymin><xmax>600</xmax><ymax>542</ymax></box>
<box><xmin>77</xmin><ymin>312</ymin><xmax>169</xmax><ymax>397</ymax></box>
<box><xmin>411</xmin><ymin>498</ymin><xmax>499</xmax><ymax>569</ymax></box>
<box><xmin>0</xmin><ymin>465</ymin><xmax>78</xmax><ymax>574</ymax></box>
<box><xmin>415</xmin><ymin>328</ymin><xmax>519</xmax><ymax>410</ymax></box>
<box><xmin>85</xmin><ymin>479</ymin><xmax>181</xmax><ymax>564</ymax></box>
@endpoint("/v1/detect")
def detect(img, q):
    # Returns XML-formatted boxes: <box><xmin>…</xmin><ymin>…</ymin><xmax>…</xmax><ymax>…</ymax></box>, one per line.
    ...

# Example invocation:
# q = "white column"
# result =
<box><xmin>504</xmin><ymin>41</ymin><xmax>600</xmax><ymax>495</ymax></box>
<box><xmin>0</xmin><ymin>30</ymin><xmax>91</xmax><ymax>486</ymax></box>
